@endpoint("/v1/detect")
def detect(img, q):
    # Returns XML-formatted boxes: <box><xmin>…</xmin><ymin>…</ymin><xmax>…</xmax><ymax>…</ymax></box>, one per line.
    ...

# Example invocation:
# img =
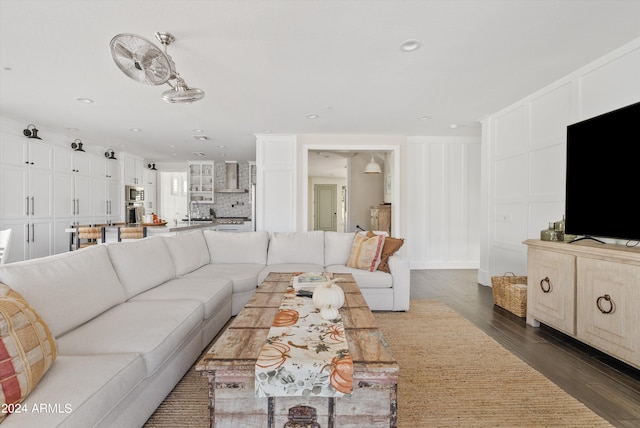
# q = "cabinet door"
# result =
<box><xmin>0</xmin><ymin>164</ymin><xmax>28</xmax><ymax>218</ymax></box>
<box><xmin>54</xmin><ymin>173</ymin><xmax>75</xmax><ymax>217</ymax></box>
<box><xmin>92</xmin><ymin>179</ymin><xmax>109</xmax><ymax>217</ymax></box>
<box><xmin>527</xmin><ymin>248</ymin><xmax>576</xmax><ymax>335</ymax></box>
<box><xmin>74</xmin><ymin>178</ymin><xmax>92</xmax><ymax>217</ymax></box>
<box><xmin>576</xmin><ymin>258</ymin><xmax>640</xmax><ymax>368</ymax></box>
<box><xmin>108</xmin><ymin>180</ymin><xmax>121</xmax><ymax>219</ymax></box>
<box><xmin>0</xmin><ymin>220</ymin><xmax>27</xmax><ymax>263</ymax></box>
<box><xmin>27</xmin><ymin>140</ymin><xmax>52</xmax><ymax>169</ymax></box>
<box><xmin>28</xmin><ymin>220</ymin><xmax>53</xmax><ymax>260</ymax></box>
<box><xmin>28</xmin><ymin>168</ymin><xmax>53</xmax><ymax>218</ymax></box>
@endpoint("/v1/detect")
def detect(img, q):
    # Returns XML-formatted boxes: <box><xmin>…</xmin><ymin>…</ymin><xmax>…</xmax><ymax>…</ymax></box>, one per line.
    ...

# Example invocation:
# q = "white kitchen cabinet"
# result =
<box><xmin>123</xmin><ymin>154</ymin><xmax>144</xmax><ymax>185</ymax></box>
<box><xmin>143</xmin><ymin>168</ymin><xmax>157</xmax><ymax>214</ymax></box>
<box><xmin>53</xmin><ymin>146</ymin><xmax>92</xmax><ymax>221</ymax></box>
<box><xmin>0</xmin><ymin>218</ymin><xmax>53</xmax><ymax>263</ymax></box>
<box><xmin>188</xmin><ymin>161</ymin><xmax>214</xmax><ymax>203</ymax></box>
<box><xmin>525</xmin><ymin>239</ymin><xmax>640</xmax><ymax>370</ymax></box>
<box><xmin>0</xmin><ymin>136</ymin><xmax>54</xmax><ymax>262</ymax></box>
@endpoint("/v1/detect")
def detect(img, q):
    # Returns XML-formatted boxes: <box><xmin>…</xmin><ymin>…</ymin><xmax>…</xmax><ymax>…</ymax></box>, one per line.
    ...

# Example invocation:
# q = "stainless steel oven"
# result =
<box><xmin>125</xmin><ymin>185</ymin><xmax>145</xmax><ymax>203</ymax></box>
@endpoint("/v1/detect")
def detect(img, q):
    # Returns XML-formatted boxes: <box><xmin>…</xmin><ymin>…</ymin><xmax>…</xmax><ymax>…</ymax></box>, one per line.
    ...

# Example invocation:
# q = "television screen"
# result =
<box><xmin>565</xmin><ymin>101</ymin><xmax>640</xmax><ymax>242</ymax></box>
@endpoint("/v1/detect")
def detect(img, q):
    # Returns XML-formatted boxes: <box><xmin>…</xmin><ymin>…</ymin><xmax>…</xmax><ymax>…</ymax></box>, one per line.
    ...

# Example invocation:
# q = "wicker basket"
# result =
<box><xmin>491</xmin><ymin>272</ymin><xmax>527</xmax><ymax>317</ymax></box>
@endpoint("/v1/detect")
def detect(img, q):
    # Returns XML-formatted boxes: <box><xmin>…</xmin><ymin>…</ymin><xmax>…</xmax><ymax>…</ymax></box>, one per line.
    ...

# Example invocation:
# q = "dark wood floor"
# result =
<box><xmin>410</xmin><ymin>269</ymin><xmax>640</xmax><ymax>428</ymax></box>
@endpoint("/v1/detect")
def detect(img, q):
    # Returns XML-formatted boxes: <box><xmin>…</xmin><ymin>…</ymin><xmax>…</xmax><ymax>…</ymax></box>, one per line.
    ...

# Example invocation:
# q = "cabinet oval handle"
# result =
<box><xmin>540</xmin><ymin>277</ymin><xmax>551</xmax><ymax>293</ymax></box>
<box><xmin>596</xmin><ymin>294</ymin><xmax>614</xmax><ymax>314</ymax></box>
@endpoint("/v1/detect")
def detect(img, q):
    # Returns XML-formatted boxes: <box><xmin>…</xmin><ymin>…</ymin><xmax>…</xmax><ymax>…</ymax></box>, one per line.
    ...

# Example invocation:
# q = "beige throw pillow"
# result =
<box><xmin>346</xmin><ymin>233</ymin><xmax>385</xmax><ymax>272</ymax></box>
<box><xmin>0</xmin><ymin>283</ymin><xmax>57</xmax><ymax>421</ymax></box>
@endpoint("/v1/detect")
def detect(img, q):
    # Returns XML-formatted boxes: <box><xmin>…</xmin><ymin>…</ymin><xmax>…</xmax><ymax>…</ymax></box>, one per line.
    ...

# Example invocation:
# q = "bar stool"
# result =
<box><xmin>117</xmin><ymin>226</ymin><xmax>147</xmax><ymax>242</ymax></box>
<box><xmin>74</xmin><ymin>226</ymin><xmax>106</xmax><ymax>250</ymax></box>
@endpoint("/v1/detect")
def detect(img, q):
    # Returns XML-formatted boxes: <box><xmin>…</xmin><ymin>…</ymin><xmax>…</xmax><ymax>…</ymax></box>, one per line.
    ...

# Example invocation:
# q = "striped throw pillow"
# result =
<box><xmin>0</xmin><ymin>284</ymin><xmax>57</xmax><ymax>421</ymax></box>
<box><xmin>346</xmin><ymin>232</ymin><xmax>386</xmax><ymax>272</ymax></box>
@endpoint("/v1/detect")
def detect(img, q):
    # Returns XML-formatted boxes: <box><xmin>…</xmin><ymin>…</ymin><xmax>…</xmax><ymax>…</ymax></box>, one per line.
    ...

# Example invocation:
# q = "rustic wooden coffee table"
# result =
<box><xmin>196</xmin><ymin>272</ymin><xmax>399</xmax><ymax>428</ymax></box>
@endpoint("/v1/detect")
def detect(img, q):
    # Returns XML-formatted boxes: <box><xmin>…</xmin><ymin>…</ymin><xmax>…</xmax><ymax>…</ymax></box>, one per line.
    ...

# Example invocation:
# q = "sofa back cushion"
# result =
<box><xmin>163</xmin><ymin>231</ymin><xmax>210</xmax><ymax>276</ymax></box>
<box><xmin>107</xmin><ymin>236</ymin><xmax>176</xmax><ymax>299</ymax></box>
<box><xmin>205</xmin><ymin>231</ymin><xmax>269</xmax><ymax>264</ymax></box>
<box><xmin>324</xmin><ymin>232</ymin><xmax>357</xmax><ymax>266</ymax></box>
<box><xmin>267</xmin><ymin>231</ymin><xmax>324</xmax><ymax>265</ymax></box>
<box><xmin>0</xmin><ymin>245</ymin><xmax>125</xmax><ymax>338</ymax></box>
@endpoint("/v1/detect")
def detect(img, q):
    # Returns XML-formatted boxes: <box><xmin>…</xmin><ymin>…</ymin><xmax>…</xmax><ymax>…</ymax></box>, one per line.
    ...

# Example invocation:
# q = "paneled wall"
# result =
<box><xmin>479</xmin><ymin>37</ymin><xmax>640</xmax><ymax>285</ymax></box>
<box><xmin>406</xmin><ymin>137</ymin><xmax>481</xmax><ymax>269</ymax></box>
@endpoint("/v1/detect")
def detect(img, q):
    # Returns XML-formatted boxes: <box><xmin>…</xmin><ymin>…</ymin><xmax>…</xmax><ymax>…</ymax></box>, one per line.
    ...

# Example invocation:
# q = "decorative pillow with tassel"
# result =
<box><xmin>346</xmin><ymin>232</ymin><xmax>385</xmax><ymax>272</ymax></box>
<box><xmin>0</xmin><ymin>283</ymin><xmax>57</xmax><ymax>421</ymax></box>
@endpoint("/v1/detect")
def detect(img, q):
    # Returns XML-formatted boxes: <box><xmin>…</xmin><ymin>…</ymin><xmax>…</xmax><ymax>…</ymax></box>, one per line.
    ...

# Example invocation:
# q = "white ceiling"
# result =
<box><xmin>1</xmin><ymin>1</ymin><xmax>639</xmax><ymax>163</ymax></box>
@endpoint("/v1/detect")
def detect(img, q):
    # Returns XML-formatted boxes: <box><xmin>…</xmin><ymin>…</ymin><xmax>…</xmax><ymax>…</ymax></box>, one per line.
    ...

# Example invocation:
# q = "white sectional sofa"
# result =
<box><xmin>0</xmin><ymin>229</ymin><xmax>409</xmax><ymax>427</ymax></box>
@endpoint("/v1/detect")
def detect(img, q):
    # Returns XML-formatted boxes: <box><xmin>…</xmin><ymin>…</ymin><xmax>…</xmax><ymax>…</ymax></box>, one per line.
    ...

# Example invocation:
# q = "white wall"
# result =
<box><xmin>479</xmin><ymin>37</ymin><xmax>640</xmax><ymax>285</ymax></box>
<box><xmin>405</xmin><ymin>136</ymin><xmax>481</xmax><ymax>269</ymax></box>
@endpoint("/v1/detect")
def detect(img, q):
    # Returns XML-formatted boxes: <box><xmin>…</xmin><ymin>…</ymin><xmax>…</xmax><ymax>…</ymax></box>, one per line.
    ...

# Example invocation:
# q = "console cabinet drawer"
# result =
<box><xmin>576</xmin><ymin>258</ymin><xmax>640</xmax><ymax>368</ymax></box>
<box><xmin>527</xmin><ymin>248</ymin><xmax>576</xmax><ymax>335</ymax></box>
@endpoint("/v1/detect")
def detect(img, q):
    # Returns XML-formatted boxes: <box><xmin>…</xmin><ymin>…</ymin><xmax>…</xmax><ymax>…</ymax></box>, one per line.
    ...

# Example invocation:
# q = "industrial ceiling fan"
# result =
<box><xmin>109</xmin><ymin>32</ymin><xmax>205</xmax><ymax>103</ymax></box>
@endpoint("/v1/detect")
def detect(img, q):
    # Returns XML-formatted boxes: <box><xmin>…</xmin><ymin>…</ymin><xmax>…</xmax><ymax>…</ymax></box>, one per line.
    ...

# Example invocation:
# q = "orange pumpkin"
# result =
<box><xmin>273</xmin><ymin>309</ymin><xmax>300</xmax><ymax>327</ymax></box>
<box><xmin>327</xmin><ymin>354</ymin><xmax>353</xmax><ymax>394</ymax></box>
<box><xmin>256</xmin><ymin>342</ymin><xmax>291</xmax><ymax>370</ymax></box>
<box><xmin>325</xmin><ymin>324</ymin><xmax>346</xmax><ymax>342</ymax></box>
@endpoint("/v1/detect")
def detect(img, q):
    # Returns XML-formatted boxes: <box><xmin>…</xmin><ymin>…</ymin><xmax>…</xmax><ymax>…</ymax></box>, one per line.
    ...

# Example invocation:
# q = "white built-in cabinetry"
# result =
<box><xmin>90</xmin><ymin>155</ymin><xmax>121</xmax><ymax>225</ymax></box>
<box><xmin>0</xmin><ymin>136</ymin><xmax>54</xmax><ymax>262</ymax></box>
<box><xmin>142</xmin><ymin>167</ymin><xmax>157</xmax><ymax>214</ymax></box>
<box><xmin>525</xmin><ymin>239</ymin><xmax>640</xmax><ymax>370</ymax></box>
<box><xmin>188</xmin><ymin>161</ymin><xmax>214</xmax><ymax>204</ymax></box>
<box><xmin>0</xmin><ymin>122</ymin><xmax>126</xmax><ymax>261</ymax></box>
<box><xmin>123</xmin><ymin>154</ymin><xmax>144</xmax><ymax>186</ymax></box>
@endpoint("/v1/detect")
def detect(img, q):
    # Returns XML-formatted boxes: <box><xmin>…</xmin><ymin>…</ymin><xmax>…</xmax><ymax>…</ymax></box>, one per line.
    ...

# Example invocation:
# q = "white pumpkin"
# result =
<box><xmin>319</xmin><ymin>305</ymin><xmax>340</xmax><ymax>320</ymax></box>
<box><xmin>313</xmin><ymin>278</ymin><xmax>345</xmax><ymax>310</ymax></box>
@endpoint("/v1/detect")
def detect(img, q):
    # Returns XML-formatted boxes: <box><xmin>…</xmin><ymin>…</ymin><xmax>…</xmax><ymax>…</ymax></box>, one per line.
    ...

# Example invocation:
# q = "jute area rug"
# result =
<box><xmin>144</xmin><ymin>300</ymin><xmax>612</xmax><ymax>427</ymax></box>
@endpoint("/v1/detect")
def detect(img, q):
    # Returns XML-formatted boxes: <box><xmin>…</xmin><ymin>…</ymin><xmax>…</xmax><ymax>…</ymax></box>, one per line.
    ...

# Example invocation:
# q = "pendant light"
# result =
<box><xmin>364</xmin><ymin>155</ymin><xmax>381</xmax><ymax>174</ymax></box>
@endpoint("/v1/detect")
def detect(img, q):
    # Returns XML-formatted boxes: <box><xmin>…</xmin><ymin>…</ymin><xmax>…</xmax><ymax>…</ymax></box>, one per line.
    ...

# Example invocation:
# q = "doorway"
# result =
<box><xmin>314</xmin><ymin>184</ymin><xmax>337</xmax><ymax>231</ymax></box>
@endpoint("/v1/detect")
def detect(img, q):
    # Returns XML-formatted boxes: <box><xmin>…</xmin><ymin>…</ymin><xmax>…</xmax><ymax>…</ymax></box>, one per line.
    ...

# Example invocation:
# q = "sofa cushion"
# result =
<box><xmin>187</xmin><ymin>263</ymin><xmax>264</xmax><ymax>294</ymax></box>
<box><xmin>0</xmin><ymin>245</ymin><xmax>126</xmax><ymax>338</ymax></box>
<box><xmin>4</xmin><ymin>354</ymin><xmax>145</xmax><ymax>427</ymax></box>
<box><xmin>204</xmin><ymin>231</ymin><xmax>269</xmax><ymax>264</ymax></box>
<box><xmin>130</xmin><ymin>275</ymin><xmax>232</xmax><ymax>320</ymax></box>
<box><xmin>324</xmin><ymin>232</ymin><xmax>356</xmax><ymax>266</ymax></box>
<box><xmin>163</xmin><ymin>231</ymin><xmax>210</xmax><ymax>277</ymax></box>
<box><xmin>346</xmin><ymin>233</ymin><xmax>385</xmax><ymax>272</ymax></box>
<box><xmin>267</xmin><ymin>231</ymin><xmax>325</xmax><ymax>265</ymax></box>
<box><xmin>57</xmin><ymin>300</ymin><xmax>202</xmax><ymax>376</ymax></box>
<box><xmin>107</xmin><ymin>237</ymin><xmax>176</xmax><ymax>300</ymax></box>
<box><xmin>325</xmin><ymin>265</ymin><xmax>393</xmax><ymax>288</ymax></box>
<box><xmin>0</xmin><ymin>284</ymin><xmax>57</xmax><ymax>421</ymax></box>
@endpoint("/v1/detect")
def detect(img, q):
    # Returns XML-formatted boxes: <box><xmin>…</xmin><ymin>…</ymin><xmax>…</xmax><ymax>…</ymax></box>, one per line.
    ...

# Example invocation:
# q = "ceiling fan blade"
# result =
<box><xmin>113</xmin><ymin>41</ymin><xmax>134</xmax><ymax>60</ymax></box>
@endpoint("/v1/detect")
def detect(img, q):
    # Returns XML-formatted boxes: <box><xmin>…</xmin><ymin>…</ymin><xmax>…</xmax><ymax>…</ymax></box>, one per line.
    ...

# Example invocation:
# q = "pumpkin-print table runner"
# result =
<box><xmin>254</xmin><ymin>283</ymin><xmax>354</xmax><ymax>398</ymax></box>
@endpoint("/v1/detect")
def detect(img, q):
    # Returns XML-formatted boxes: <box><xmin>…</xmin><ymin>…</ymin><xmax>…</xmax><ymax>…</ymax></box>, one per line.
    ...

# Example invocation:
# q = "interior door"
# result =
<box><xmin>314</xmin><ymin>184</ymin><xmax>337</xmax><ymax>231</ymax></box>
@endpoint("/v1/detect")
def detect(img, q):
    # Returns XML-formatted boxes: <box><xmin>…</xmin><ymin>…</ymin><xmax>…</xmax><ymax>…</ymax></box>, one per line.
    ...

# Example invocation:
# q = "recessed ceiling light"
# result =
<box><xmin>192</xmin><ymin>152</ymin><xmax>206</xmax><ymax>157</ymax></box>
<box><xmin>419</xmin><ymin>115</ymin><xmax>431</xmax><ymax>120</ymax></box>
<box><xmin>400</xmin><ymin>39</ymin><xmax>421</xmax><ymax>52</ymax></box>
<box><xmin>217</xmin><ymin>145</ymin><xmax>226</xmax><ymax>148</ymax></box>
<box><xmin>449</xmin><ymin>124</ymin><xmax>459</xmax><ymax>129</ymax></box>
<box><xmin>75</xmin><ymin>97</ymin><xmax>94</xmax><ymax>103</ymax></box>
<box><xmin>193</xmin><ymin>129</ymin><xmax>203</xmax><ymax>133</ymax></box>
<box><xmin>306</xmin><ymin>114</ymin><xmax>319</xmax><ymax>119</ymax></box>
<box><xmin>129</xmin><ymin>128</ymin><xmax>141</xmax><ymax>132</ymax></box>
<box><xmin>193</xmin><ymin>135</ymin><xmax>209</xmax><ymax>141</ymax></box>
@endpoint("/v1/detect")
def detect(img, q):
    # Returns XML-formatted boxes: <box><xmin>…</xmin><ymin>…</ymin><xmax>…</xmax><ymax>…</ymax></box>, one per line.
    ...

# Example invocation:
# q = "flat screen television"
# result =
<box><xmin>565</xmin><ymin>101</ymin><xmax>640</xmax><ymax>243</ymax></box>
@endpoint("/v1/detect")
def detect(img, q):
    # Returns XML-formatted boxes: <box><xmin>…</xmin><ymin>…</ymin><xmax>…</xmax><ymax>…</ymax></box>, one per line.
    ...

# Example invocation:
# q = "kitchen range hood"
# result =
<box><xmin>216</xmin><ymin>161</ymin><xmax>248</xmax><ymax>193</ymax></box>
